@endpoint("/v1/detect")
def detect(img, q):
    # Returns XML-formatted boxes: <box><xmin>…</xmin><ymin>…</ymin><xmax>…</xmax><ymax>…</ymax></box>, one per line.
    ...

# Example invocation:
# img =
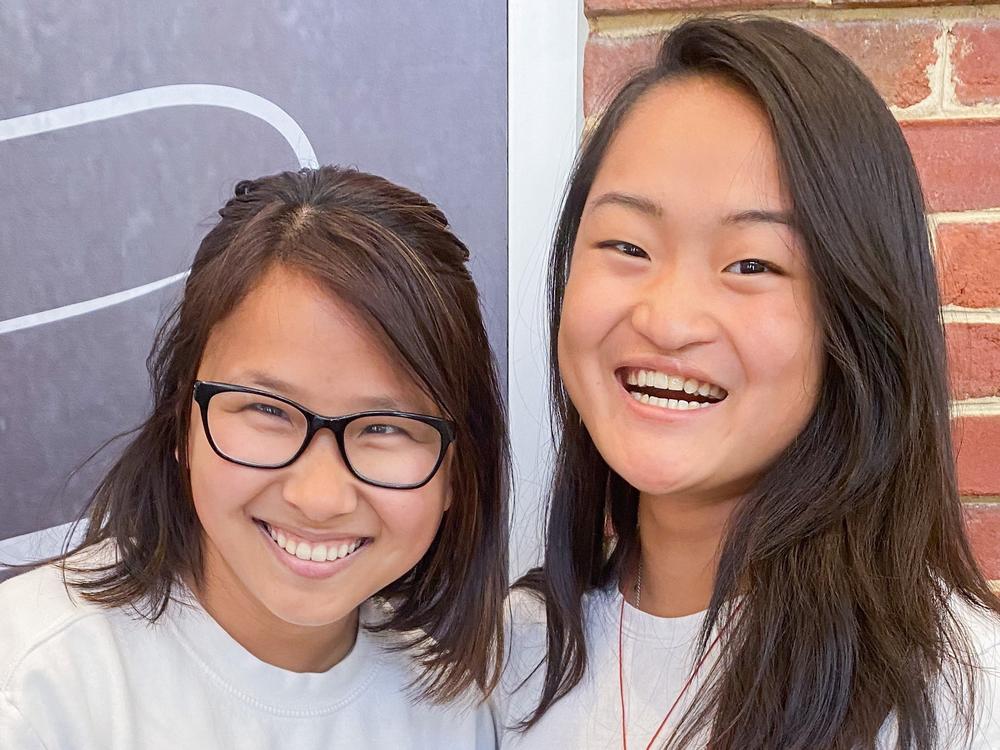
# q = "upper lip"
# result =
<box><xmin>616</xmin><ymin>356</ymin><xmax>726</xmax><ymax>391</ymax></box>
<box><xmin>256</xmin><ymin>519</ymin><xmax>369</xmax><ymax>544</ymax></box>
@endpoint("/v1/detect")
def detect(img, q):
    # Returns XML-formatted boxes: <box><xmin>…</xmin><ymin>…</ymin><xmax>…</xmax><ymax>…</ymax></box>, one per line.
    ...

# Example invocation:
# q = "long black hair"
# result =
<box><xmin>519</xmin><ymin>16</ymin><xmax>999</xmax><ymax>748</ymax></box>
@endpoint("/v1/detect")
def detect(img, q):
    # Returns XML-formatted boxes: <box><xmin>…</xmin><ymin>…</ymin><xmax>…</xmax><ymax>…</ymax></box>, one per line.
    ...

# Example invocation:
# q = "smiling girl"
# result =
<box><xmin>0</xmin><ymin>166</ymin><xmax>509</xmax><ymax>748</ymax></box>
<box><xmin>498</xmin><ymin>16</ymin><xmax>1000</xmax><ymax>750</ymax></box>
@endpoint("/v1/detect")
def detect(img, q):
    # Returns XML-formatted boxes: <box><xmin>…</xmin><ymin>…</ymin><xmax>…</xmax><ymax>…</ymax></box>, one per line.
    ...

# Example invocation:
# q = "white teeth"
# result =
<box><xmin>639</xmin><ymin>397</ymin><xmax>716</xmax><ymax>412</ymax></box>
<box><xmin>640</xmin><ymin>393</ymin><xmax>651</xmax><ymax>404</ymax></box>
<box><xmin>628</xmin><ymin>369</ymin><xmax>726</xmax><ymax>402</ymax></box>
<box><xmin>631</xmin><ymin>391</ymin><xmax>642</xmax><ymax>401</ymax></box>
<box><xmin>266</xmin><ymin>523</ymin><xmax>366</xmax><ymax>564</ymax></box>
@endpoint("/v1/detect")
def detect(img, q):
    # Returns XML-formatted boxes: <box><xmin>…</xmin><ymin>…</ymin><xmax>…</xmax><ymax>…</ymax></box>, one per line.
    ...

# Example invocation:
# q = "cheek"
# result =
<box><xmin>375</xmin><ymin>479</ymin><xmax>449</xmax><ymax>546</ymax></box>
<box><xmin>558</xmin><ymin>263</ymin><xmax>623</xmax><ymax>374</ymax></box>
<box><xmin>736</xmin><ymin>300</ymin><xmax>823</xmax><ymax>422</ymax></box>
<box><xmin>187</xmin><ymin>428</ymin><xmax>270</xmax><ymax>526</ymax></box>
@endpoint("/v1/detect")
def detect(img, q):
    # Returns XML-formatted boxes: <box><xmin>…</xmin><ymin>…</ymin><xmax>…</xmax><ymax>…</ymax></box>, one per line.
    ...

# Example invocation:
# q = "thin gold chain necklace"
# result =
<box><xmin>617</xmin><ymin>557</ymin><xmax>729</xmax><ymax>750</ymax></box>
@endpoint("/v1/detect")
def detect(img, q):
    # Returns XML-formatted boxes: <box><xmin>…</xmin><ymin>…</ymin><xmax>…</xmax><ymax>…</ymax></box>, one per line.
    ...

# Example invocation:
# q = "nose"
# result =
<box><xmin>630</xmin><ymin>262</ymin><xmax>719</xmax><ymax>352</ymax></box>
<box><xmin>280</xmin><ymin>429</ymin><xmax>360</xmax><ymax>523</ymax></box>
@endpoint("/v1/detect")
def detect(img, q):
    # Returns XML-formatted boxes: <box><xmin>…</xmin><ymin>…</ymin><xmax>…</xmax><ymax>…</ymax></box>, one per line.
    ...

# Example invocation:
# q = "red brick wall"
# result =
<box><xmin>583</xmin><ymin>0</ymin><xmax>1000</xmax><ymax>576</ymax></box>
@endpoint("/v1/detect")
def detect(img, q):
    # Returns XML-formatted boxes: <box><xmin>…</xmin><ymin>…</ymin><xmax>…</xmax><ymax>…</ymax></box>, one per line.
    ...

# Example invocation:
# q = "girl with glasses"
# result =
<box><xmin>0</xmin><ymin>166</ymin><xmax>509</xmax><ymax>749</ymax></box>
<box><xmin>497</xmin><ymin>16</ymin><xmax>1000</xmax><ymax>750</ymax></box>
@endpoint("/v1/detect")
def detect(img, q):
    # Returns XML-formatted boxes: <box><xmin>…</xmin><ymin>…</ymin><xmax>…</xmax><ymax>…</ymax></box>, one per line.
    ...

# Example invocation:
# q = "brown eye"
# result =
<box><xmin>598</xmin><ymin>240</ymin><xmax>648</xmax><ymax>259</ymax></box>
<box><xmin>248</xmin><ymin>402</ymin><xmax>291</xmax><ymax>421</ymax></box>
<box><xmin>724</xmin><ymin>259</ymin><xmax>772</xmax><ymax>275</ymax></box>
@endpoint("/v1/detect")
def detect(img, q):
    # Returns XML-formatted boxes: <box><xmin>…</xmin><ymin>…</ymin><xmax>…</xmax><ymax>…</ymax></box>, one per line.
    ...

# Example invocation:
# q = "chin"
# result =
<box><xmin>605</xmin><ymin>451</ymin><xmax>695</xmax><ymax>495</ymax></box>
<box><xmin>267</xmin><ymin>601</ymin><xmax>356</xmax><ymax>629</ymax></box>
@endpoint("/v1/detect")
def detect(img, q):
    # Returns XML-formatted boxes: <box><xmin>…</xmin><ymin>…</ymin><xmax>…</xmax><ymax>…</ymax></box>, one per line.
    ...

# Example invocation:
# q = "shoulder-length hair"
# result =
<box><xmin>519</xmin><ymin>16</ymin><xmax>999</xmax><ymax>748</ymax></box>
<box><xmin>58</xmin><ymin>165</ymin><xmax>510</xmax><ymax>702</ymax></box>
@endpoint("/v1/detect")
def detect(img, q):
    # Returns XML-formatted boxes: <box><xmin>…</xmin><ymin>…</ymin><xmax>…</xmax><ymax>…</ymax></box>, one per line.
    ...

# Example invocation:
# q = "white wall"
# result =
<box><xmin>507</xmin><ymin>0</ymin><xmax>586</xmax><ymax>576</ymax></box>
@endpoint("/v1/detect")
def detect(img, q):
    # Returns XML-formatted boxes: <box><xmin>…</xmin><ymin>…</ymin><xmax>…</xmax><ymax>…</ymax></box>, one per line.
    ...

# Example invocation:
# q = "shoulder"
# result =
<box><xmin>937</xmin><ymin>595</ymin><xmax>1000</xmax><ymax>748</ymax></box>
<box><xmin>506</xmin><ymin>585</ymin><xmax>548</xmax><ymax>636</ymax></box>
<box><xmin>357</xmin><ymin>622</ymin><xmax>497</xmax><ymax>747</ymax></box>
<box><xmin>949</xmin><ymin>596</ymin><xmax>1000</xmax><ymax>660</ymax></box>
<box><xmin>498</xmin><ymin>586</ymin><xmax>549</xmax><ymax>695</ymax></box>
<box><xmin>495</xmin><ymin>583</ymin><xmax>616</xmax><ymax>736</ymax></box>
<box><xmin>0</xmin><ymin>544</ymin><xmax>124</xmax><ymax>691</ymax></box>
<box><xmin>503</xmin><ymin>583</ymin><xmax>615</xmax><ymax>642</ymax></box>
<box><xmin>948</xmin><ymin>596</ymin><xmax>1000</xmax><ymax>699</ymax></box>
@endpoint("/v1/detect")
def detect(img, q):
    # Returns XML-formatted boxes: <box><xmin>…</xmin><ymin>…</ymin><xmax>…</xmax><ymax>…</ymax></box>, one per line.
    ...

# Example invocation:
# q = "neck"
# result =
<box><xmin>190</xmin><ymin>547</ymin><xmax>358</xmax><ymax>673</ymax></box>
<box><xmin>630</xmin><ymin>491</ymin><xmax>739</xmax><ymax>618</ymax></box>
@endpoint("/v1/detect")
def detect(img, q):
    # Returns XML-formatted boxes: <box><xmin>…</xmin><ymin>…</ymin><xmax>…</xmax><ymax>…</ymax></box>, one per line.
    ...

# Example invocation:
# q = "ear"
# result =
<box><xmin>441</xmin><ymin>449</ymin><xmax>454</xmax><ymax>512</ymax></box>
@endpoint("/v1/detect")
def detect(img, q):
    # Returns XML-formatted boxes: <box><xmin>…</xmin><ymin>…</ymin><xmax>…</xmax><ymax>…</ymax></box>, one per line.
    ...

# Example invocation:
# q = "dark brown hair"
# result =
<box><xmin>58</xmin><ymin>165</ymin><xmax>510</xmax><ymax>702</ymax></box>
<box><xmin>518</xmin><ymin>16</ymin><xmax>999</xmax><ymax>749</ymax></box>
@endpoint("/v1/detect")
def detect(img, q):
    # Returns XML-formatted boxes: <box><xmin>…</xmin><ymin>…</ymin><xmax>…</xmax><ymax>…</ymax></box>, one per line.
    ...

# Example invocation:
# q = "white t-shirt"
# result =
<box><xmin>0</xmin><ymin>557</ymin><xmax>495</xmax><ymax>749</ymax></box>
<box><xmin>495</xmin><ymin>584</ymin><xmax>1000</xmax><ymax>749</ymax></box>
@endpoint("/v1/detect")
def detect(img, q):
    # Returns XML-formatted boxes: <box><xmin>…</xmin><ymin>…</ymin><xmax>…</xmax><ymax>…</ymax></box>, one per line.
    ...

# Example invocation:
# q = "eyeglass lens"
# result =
<box><xmin>205</xmin><ymin>390</ymin><xmax>443</xmax><ymax>486</ymax></box>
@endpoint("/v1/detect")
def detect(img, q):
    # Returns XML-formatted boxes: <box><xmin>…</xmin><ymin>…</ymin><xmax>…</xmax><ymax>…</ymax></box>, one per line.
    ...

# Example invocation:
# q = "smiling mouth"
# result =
<box><xmin>255</xmin><ymin>520</ymin><xmax>371</xmax><ymax>563</ymax></box>
<box><xmin>618</xmin><ymin>367</ymin><xmax>728</xmax><ymax>410</ymax></box>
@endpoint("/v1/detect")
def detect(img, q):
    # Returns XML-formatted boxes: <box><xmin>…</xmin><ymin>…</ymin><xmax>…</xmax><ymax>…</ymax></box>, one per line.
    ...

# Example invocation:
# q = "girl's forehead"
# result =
<box><xmin>596</xmin><ymin>77</ymin><xmax>785</xmax><ymax>207</ymax></box>
<box><xmin>198</xmin><ymin>265</ymin><xmax>436</xmax><ymax>415</ymax></box>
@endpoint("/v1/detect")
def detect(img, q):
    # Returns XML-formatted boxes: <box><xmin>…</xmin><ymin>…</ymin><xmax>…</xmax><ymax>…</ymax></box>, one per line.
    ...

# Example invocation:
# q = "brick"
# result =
<box><xmin>830</xmin><ymin>0</ymin><xmax>980</xmax><ymax>6</ymax></box>
<box><xmin>585</xmin><ymin>0</ymin><xmax>808</xmax><ymax>12</ymax></box>
<box><xmin>947</xmin><ymin>324</ymin><xmax>1000</xmax><ymax>400</ymax></box>
<box><xmin>903</xmin><ymin>120</ymin><xmax>1000</xmax><ymax>213</ymax></box>
<box><xmin>584</xmin><ymin>34</ymin><xmax>660</xmax><ymax>117</ymax></box>
<box><xmin>936</xmin><ymin>223</ymin><xmax>1000</xmax><ymax>309</ymax></box>
<box><xmin>963</xmin><ymin>503</ymin><xmax>1000</xmax><ymax>580</ymax></box>
<box><xmin>585</xmin><ymin>0</ymin><xmax>964</xmax><ymax>9</ymax></box>
<box><xmin>585</xmin><ymin>0</ymin><xmax>970</xmax><ymax>12</ymax></box>
<box><xmin>950</xmin><ymin>22</ymin><xmax>1000</xmax><ymax>106</ymax></box>
<box><xmin>955</xmin><ymin>415</ymin><xmax>1000</xmax><ymax>497</ymax></box>
<box><xmin>584</xmin><ymin>19</ymin><xmax>937</xmax><ymax>116</ymax></box>
<box><xmin>804</xmin><ymin>20</ymin><xmax>939</xmax><ymax>108</ymax></box>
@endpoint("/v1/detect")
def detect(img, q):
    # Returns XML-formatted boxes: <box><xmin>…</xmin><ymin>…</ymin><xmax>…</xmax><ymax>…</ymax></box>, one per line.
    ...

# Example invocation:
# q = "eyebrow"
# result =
<box><xmin>236</xmin><ymin>371</ymin><xmax>414</xmax><ymax>412</ymax></box>
<box><xmin>723</xmin><ymin>209</ymin><xmax>795</xmax><ymax>228</ymax></box>
<box><xmin>239</xmin><ymin>371</ymin><xmax>300</xmax><ymax>396</ymax></box>
<box><xmin>589</xmin><ymin>191</ymin><xmax>663</xmax><ymax>218</ymax></box>
<box><xmin>588</xmin><ymin>192</ymin><xmax>794</xmax><ymax>229</ymax></box>
<box><xmin>357</xmin><ymin>395</ymin><xmax>413</xmax><ymax>412</ymax></box>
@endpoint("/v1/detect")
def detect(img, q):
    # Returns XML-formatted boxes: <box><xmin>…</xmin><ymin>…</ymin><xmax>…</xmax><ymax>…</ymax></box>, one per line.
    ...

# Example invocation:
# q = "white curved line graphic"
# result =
<box><xmin>0</xmin><ymin>84</ymin><xmax>318</xmax><ymax>166</ymax></box>
<box><xmin>0</xmin><ymin>271</ymin><xmax>190</xmax><ymax>335</ymax></box>
<box><xmin>0</xmin><ymin>84</ymin><xmax>318</xmax><ymax>334</ymax></box>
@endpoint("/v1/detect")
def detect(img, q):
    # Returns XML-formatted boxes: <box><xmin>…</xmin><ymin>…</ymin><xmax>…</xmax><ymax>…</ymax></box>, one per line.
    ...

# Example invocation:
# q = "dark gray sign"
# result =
<box><xmin>0</xmin><ymin>1</ymin><xmax>507</xmax><ymax>565</ymax></box>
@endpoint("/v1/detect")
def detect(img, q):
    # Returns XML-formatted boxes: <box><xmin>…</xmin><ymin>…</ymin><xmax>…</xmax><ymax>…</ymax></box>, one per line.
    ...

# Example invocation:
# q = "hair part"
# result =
<box><xmin>518</xmin><ymin>16</ymin><xmax>999</xmax><ymax>748</ymax></box>
<box><xmin>47</xmin><ymin>165</ymin><xmax>510</xmax><ymax>703</ymax></box>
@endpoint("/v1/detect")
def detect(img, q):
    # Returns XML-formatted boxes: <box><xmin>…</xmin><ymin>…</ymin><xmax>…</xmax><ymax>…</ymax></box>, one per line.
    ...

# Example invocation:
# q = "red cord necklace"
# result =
<box><xmin>617</xmin><ymin>560</ymin><xmax>731</xmax><ymax>750</ymax></box>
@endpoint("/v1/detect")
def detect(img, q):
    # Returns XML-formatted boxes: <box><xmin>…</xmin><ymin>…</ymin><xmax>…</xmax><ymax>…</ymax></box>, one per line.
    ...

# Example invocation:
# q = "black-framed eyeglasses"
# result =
<box><xmin>192</xmin><ymin>380</ymin><xmax>455</xmax><ymax>490</ymax></box>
